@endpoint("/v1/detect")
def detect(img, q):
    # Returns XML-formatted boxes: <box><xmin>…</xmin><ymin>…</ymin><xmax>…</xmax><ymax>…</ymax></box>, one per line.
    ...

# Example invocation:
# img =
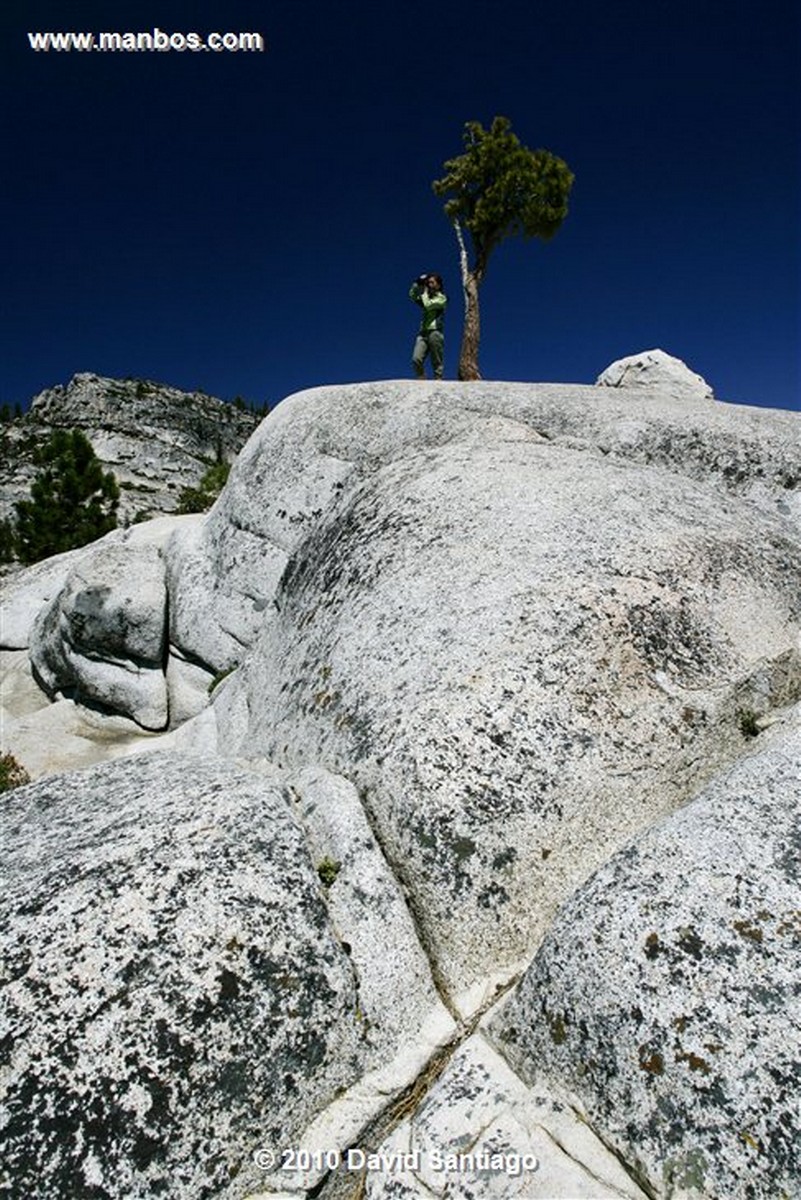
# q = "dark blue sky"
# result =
<box><xmin>3</xmin><ymin>0</ymin><xmax>799</xmax><ymax>412</ymax></box>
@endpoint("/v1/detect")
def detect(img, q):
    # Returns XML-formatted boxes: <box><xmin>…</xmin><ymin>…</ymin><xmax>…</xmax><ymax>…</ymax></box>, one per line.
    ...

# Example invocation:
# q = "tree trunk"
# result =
<box><xmin>454</xmin><ymin>219</ymin><xmax>482</xmax><ymax>380</ymax></box>
<box><xmin>458</xmin><ymin>271</ymin><xmax>481</xmax><ymax>380</ymax></box>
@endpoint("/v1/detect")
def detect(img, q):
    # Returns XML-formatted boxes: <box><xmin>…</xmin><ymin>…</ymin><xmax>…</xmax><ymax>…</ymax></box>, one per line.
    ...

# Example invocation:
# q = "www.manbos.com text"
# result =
<box><xmin>28</xmin><ymin>29</ymin><xmax>265</xmax><ymax>53</ymax></box>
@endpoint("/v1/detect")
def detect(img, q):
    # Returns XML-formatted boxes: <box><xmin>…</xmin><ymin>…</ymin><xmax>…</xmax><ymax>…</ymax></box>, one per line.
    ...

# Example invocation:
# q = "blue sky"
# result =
<box><xmin>2</xmin><ymin>0</ymin><xmax>799</xmax><ymax>411</ymax></box>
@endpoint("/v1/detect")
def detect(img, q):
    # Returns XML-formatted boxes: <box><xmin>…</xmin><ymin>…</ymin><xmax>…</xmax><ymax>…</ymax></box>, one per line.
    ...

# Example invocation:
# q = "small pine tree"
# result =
<box><xmin>14</xmin><ymin>429</ymin><xmax>119</xmax><ymax>565</ymax></box>
<box><xmin>433</xmin><ymin>116</ymin><xmax>574</xmax><ymax>380</ymax></box>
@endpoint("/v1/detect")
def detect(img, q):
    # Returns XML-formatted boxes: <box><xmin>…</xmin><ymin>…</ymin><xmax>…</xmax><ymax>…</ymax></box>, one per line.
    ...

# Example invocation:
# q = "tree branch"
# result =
<box><xmin>453</xmin><ymin>218</ymin><xmax>471</xmax><ymax>296</ymax></box>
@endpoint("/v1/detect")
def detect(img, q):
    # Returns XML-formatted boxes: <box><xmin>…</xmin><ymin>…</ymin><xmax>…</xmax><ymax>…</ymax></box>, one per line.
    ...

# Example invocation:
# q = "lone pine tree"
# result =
<box><xmin>433</xmin><ymin>116</ymin><xmax>574</xmax><ymax>380</ymax></box>
<box><xmin>14</xmin><ymin>429</ymin><xmax>119</xmax><ymax>564</ymax></box>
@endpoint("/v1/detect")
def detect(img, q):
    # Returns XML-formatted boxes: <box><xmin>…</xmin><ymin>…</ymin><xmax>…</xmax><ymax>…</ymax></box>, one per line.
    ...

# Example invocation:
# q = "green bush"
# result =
<box><xmin>177</xmin><ymin>462</ymin><xmax>231</xmax><ymax>515</ymax></box>
<box><xmin>316</xmin><ymin>857</ymin><xmax>342</xmax><ymax>888</ymax></box>
<box><xmin>738</xmin><ymin>708</ymin><xmax>761</xmax><ymax>739</ymax></box>
<box><xmin>0</xmin><ymin>752</ymin><xmax>31</xmax><ymax>792</ymax></box>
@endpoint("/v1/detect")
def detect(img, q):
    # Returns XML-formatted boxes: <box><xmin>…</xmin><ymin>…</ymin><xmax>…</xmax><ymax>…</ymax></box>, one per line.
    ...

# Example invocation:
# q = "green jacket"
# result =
<box><xmin>410</xmin><ymin>283</ymin><xmax>447</xmax><ymax>335</ymax></box>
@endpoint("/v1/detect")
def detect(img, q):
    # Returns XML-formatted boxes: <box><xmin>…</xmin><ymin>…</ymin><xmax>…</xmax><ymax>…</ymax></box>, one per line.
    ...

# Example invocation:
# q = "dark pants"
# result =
<box><xmin>412</xmin><ymin>331</ymin><xmax>444</xmax><ymax>379</ymax></box>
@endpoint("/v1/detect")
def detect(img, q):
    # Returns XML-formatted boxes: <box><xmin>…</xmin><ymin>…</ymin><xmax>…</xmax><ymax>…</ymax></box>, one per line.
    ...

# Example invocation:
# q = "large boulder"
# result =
<box><xmin>30</xmin><ymin>541</ymin><xmax>170</xmax><ymax>729</ymax></box>
<box><xmin>0</xmin><ymin>753</ymin><xmax>360</xmax><ymax>1197</ymax></box>
<box><xmin>167</xmin><ymin>380</ymin><xmax>800</xmax><ymax>675</ymax></box>
<box><xmin>596</xmin><ymin>349</ymin><xmax>714</xmax><ymax>401</ymax></box>
<box><xmin>12</xmin><ymin>518</ymin><xmax>211</xmax><ymax>732</ymax></box>
<box><xmin>489</xmin><ymin>712</ymin><xmax>801</xmax><ymax>1199</ymax></box>
<box><xmin>0</xmin><ymin>753</ymin><xmax>453</xmax><ymax>1199</ymax></box>
<box><xmin>1</xmin><ymin>545</ymin><xmax>95</xmax><ymax>650</ymax></box>
<box><xmin>215</xmin><ymin>414</ymin><xmax>800</xmax><ymax>1008</ymax></box>
<box><xmin>0</xmin><ymin>515</ymin><xmax>202</xmax><ymax>651</ymax></box>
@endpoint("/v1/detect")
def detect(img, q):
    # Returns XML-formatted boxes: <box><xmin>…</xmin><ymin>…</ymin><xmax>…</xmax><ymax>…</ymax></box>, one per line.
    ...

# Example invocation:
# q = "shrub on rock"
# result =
<box><xmin>0</xmin><ymin>752</ymin><xmax>30</xmax><ymax>792</ymax></box>
<box><xmin>176</xmin><ymin>461</ymin><xmax>231</xmax><ymax>514</ymax></box>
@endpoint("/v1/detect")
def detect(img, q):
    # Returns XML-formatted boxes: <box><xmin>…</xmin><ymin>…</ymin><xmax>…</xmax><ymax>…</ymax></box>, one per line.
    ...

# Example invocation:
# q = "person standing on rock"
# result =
<box><xmin>410</xmin><ymin>273</ymin><xmax>447</xmax><ymax>380</ymax></box>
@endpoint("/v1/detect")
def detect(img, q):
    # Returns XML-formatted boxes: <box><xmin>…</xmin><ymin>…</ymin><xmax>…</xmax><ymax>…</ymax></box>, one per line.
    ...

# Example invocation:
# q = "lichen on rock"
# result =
<box><xmin>489</xmin><ymin>713</ymin><xmax>801</xmax><ymax>1199</ymax></box>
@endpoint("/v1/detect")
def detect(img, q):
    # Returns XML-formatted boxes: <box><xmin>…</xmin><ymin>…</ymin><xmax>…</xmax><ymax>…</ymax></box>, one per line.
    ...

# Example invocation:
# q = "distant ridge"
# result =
<box><xmin>0</xmin><ymin>372</ymin><xmax>262</xmax><ymax>529</ymax></box>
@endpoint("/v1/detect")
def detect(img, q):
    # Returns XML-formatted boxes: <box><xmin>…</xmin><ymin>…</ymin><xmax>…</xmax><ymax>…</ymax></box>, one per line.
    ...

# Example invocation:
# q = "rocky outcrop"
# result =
<box><xmin>0</xmin><ymin>515</ymin><xmax>201</xmax><ymax>649</ymax></box>
<box><xmin>0</xmin><ymin>753</ymin><xmax>454</xmax><ymax>1199</ymax></box>
<box><xmin>166</xmin><ymin>374</ymin><xmax>800</xmax><ymax>674</ymax></box>
<box><xmin>0</xmin><ymin>372</ymin><xmax>261</xmax><ymax>528</ymax></box>
<box><xmin>596</xmin><ymin>348</ymin><xmax>715</xmax><ymax>401</ymax></box>
<box><xmin>31</xmin><ymin>541</ymin><xmax>169</xmax><ymax>728</ymax></box>
<box><xmin>2</xmin><ymin>371</ymin><xmax>800</xmax><ymax>1198</ymax></box>
<box><xmin>181</xmin><ymin>380</ymin><xmax>801</xmax><ymax>1009</ymax></box>
<box><xmin>489</xmin><ymin>711</ymin><xmax>801</xmax><ymax>1200</ymax></box>
<box><xmin>3</xmin><ymin>516</ymin><xmax>210</xmax><ymax>733</ymax></box>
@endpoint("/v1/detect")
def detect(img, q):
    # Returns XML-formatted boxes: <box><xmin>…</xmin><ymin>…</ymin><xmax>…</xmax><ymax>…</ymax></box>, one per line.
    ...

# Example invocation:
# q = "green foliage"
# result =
<box><xmin>0</xmin><ymin>752</ymin><xmax>31</xmax><ymax>793</ymax></box>
<box><xmin>316</xmin><ymin>857</ymin><xmax>342</xmax><ymax>888</ymax></box>
<box><xmin>738</xmin><ymin>708</ymin><xmax>761</xmax><ymax>739</ymax></box>
<box><xmin>432</xmin><ymin>115</ymin><xmax>574</xmax><ymax>273</ymax></box>
<box><xmin>232</xmin><ymin>396</ymin><xmax>270</xmax><ymax>416</ymax></box>
<box><xmin>0</xmin><ymin>517</ymin><xmax>16</xmax><ymax>563</ymax></box>
<box><xmin>176</xmin><ymin>461</ymin><xmax>231</xmax><ymax>514</ymax></box>
<box><xmin>14</xmin><ymin>430</ymin><xmax>119</xmax><ymax>565</ymax></box>
<box><xmin>432</xmin><ymin>116</ymin><xmax>573</xmax><ymax>379</ymax></box>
